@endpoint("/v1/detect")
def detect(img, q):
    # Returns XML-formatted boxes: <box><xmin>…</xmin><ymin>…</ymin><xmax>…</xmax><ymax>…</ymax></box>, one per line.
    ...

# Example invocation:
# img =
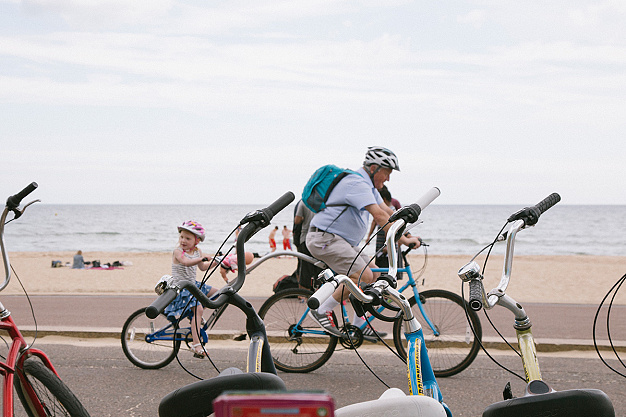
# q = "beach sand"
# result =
<box><xmin>5</xmin><ymin>251</ymin><xmax>625</xmax><ymax>305</ymax></box>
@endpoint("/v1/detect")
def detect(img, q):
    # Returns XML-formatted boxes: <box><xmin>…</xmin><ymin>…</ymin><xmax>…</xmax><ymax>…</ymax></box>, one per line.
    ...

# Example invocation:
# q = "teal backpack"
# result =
<box><xmin>301</xmin><ymin>165</ymin><xmax>357</xmax><ymax>213</ymax></box>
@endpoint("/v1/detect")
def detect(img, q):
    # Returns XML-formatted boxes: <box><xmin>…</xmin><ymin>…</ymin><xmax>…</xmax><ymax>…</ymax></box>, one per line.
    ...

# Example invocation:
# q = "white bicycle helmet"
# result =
<box><xmin>364</xmin><ymin>146</ymin><xmax>400</xmax><ymax>171</ymax></box>
<box><xmin>178</xmin><ymin>220</ymin><xmax>206</xmax><ymax>242</ymax></box>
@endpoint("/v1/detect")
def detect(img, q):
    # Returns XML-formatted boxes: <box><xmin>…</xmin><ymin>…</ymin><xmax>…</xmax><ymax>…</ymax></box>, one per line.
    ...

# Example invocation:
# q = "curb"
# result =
<box><xmin>21</xmin><ymin>327</ymin><xmax>626</xmax><ymax>353</ymax></box>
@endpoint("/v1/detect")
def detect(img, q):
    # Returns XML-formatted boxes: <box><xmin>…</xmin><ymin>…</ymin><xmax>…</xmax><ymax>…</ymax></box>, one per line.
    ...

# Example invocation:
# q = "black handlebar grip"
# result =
<box><xmin>6</xmin><ymin>182</ymin><xmax>38</xmax><ymax>209</ymax></box>
<box><xmin>263</xmin><ymin>191</ymin><xmax>295</xmax><ymax>220</ymax></box>
<box><xmin>146</xmin><ymin>288</ymin><xmax>177</xmax><ymax>319</ymax></box>
<box><xmin>468</xmin><ymin>280</ymin><xmax>483</xmax><ymax>312</ymax></box>
<box><xmin>534</xmin><ymin>193</ymin><xmax>561</xmax><ymax>215</ymax></box>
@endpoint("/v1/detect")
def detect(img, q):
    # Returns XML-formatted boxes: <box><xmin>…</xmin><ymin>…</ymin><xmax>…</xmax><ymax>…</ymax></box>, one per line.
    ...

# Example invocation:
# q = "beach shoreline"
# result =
<box><xmin>4</xmin><ymin>251</ymin><xmax>625</xmax><ymax>305</ymax></box>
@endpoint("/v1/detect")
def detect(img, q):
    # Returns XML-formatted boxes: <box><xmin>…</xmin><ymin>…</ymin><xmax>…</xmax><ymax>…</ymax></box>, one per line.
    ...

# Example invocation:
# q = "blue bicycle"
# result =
<box><xmin>309</xmin><ymin>189</ymin><xmax>452</xmax><ymax>416</ymax></box>
<box><xmin>121</xmin><ymin>301</ymin><xmax>229</xmax><ymax>369</ymax></box>
<box><xmin>258</xmin><ymin>204</ymin><xmax>481</xmax><ymax>376</ymax></box>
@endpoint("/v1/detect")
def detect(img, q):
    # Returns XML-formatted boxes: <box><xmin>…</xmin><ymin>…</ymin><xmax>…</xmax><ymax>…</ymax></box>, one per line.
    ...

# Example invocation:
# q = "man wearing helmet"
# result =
<box><xmin>306</xmin><ymin>146</ymin><xmax>422</xmax><ymax>341</ymax></box>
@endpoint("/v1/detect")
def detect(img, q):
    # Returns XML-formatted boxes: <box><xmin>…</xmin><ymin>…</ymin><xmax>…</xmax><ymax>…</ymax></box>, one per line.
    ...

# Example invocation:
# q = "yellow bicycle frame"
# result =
<box><xmin>517</xmin><ymin>328</ymin><xmax>542</xmax><ymax>382</ymax></box>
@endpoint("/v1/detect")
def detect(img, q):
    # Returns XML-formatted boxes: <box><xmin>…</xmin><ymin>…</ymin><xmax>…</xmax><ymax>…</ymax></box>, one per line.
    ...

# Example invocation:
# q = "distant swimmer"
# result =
<box><xmin>282</xmin><ymin>225</ymin><xmax>292</xmax><ymax>250</ymax></box>
<box><xmin>269</xmin><ymin>226</ymin><xmax>278</xmax><ymax>252</ymax></box>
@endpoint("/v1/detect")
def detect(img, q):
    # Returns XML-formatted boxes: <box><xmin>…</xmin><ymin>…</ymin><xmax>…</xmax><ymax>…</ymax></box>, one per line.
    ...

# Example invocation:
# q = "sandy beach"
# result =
<box><xmin>4</xmin><ymin>251</ymin><xmax>625</xmax><ymax>305</ymax></box>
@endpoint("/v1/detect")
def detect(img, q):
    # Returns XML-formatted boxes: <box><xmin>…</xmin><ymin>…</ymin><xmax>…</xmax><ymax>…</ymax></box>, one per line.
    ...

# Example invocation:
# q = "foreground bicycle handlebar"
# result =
<box><xmin>458</xmin><ymin>193</ymin><xmax>615</xmax><ymax>417</ymax></box>
<box><xmin>459</xmin><ymin>193</ymin><xmax>561</xmax><ymax>312</ymax></box>
<box><xmin>1</xmin><ymin>182</ymin><xmax>39</xmax><ymax>292</ymax></box>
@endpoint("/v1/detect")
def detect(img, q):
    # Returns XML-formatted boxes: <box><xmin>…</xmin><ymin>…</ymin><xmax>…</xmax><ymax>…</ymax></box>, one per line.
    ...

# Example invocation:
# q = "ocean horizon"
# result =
<box><xmin>4</xmin><ymin>203</ymin><xmax>625</xmax><ymax>257</ymax></box>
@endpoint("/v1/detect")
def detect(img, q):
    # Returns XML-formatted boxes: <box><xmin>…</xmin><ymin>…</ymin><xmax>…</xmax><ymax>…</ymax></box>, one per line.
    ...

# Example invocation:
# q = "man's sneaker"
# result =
<box><xmin>362</xmin><ymin>326</ymin><xmax>387</xmax><ymax>343</ymax></box>
<box><xmin>308</xmin><ymin>309</ymin><xmax>345</xmax><ymax>338</ymax></box>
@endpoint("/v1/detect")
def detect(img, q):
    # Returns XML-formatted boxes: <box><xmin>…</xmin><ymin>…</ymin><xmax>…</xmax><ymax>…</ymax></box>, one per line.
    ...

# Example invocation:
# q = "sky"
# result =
<box><xmin>1</xmin><ymin>0</ymin><xmax>625</xmax><ymax>206</ymax></box>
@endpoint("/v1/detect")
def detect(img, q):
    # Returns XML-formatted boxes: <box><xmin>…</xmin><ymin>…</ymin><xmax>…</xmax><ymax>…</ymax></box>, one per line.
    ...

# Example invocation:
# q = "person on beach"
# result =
<box><xmin>306</xmin><ymin>146</ymin><xmax>421</xmax><ymax>342</ymax></box>
<box><xmin>164</xmin><ymin>220</ymin><xmax>218</xmax><ymax>358</ymax></box>
<box><xmin>72</xmin><ymin>250</ymin><xmax>85</xmax><ymax>269</ymax></box>
<box><xmin>269</xmin><ymin>226</ymin><xmax>278</xmax><ymax>252</ymax></box>
<box><xmin>282</xmin><ymin>225</ymin><xmax>292</xmax><ymax>250</ymax></box>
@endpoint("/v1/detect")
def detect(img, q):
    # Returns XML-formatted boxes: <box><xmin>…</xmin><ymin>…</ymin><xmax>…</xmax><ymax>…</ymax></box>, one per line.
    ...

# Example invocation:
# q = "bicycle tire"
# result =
<box><xmin>393</xmin><ymin>289</ymin><xmax>482</xmax><ymax>377</ymax></box>
<box><xmin>14</xmin><ymin>358</ymin><xmax>91</xmax><ymax>417</ymax></box>
<box><xmin>121</xmin><ymin>307</ymin><xmax>181</xmax><ymax>369</ymax></box>
<box><xmin>259</xmin><ymin>288</ymin><xmax>338</xmax><ymax>373</ymax></box>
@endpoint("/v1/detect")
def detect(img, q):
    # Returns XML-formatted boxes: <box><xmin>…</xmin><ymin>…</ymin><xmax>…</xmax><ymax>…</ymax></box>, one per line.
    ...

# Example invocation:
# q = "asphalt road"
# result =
<box><xmin>3</xmin><ymin>294</ymin><xmax>625</xmax><ymax>416</ymax></box>
<box><xmin>9</xmin><ymin>338</ymin><xmax>626</xmax><ymax>417</ymax></box>
<box><xmin>7</xmin><ymin>294</ymin><xmax>626</xmax><ymax>350</ymax></box>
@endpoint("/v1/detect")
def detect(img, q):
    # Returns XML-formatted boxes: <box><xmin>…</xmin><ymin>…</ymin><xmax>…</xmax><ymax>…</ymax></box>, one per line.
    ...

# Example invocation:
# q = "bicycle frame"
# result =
<box><xmin>371</xmin><ymin>263</ymin><xmax>439</xmax><ymax>335</ymax></box>
<box><xmin>250</xmin><ymin>248</ymin><xmax>441</xmax><ymax>341</ymax></box>
<box><xmin>0</xmin><ymin>309</ymin><xmax>60</xmax><ymax>417</ymax></box>
<box><xmin>245</xmin><ymin>250</ymin><xmax>327</xmax><ymax>275</ymax></box>
<box><xmin>143</xmin><ymin>304</ymin><xmax>231</xmax><ymax>346</ymax></box>
<box><xmin>318</xmin><ymin>271</ymin><xmax>446</xmax><ymax>399</ymax></box>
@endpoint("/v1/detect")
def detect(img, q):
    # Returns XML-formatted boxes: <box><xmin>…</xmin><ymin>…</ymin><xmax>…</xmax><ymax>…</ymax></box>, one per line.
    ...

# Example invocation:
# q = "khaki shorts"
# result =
<box><xmin>306</xmin><ymin>230</ymin><xmax>370</xmax><ymax>277</ymax></box>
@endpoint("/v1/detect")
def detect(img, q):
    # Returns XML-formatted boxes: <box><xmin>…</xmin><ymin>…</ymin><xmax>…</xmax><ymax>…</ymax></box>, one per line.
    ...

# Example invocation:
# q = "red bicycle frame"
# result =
<box><xmin>1</xmin><ymin>305</ymin><xmax>60</xmax><ymax>417</ymax></box>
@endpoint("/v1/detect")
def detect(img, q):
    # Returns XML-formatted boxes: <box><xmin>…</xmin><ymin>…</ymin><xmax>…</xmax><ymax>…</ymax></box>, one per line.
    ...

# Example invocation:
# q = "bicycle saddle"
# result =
<box><xmin>158</xmin><ymin>368</ymin><xmax>287</xmax><ymax>417</ymax></box>
<box><xmin>335</xmin><ymin>387</ymin><xmax>447</xmax><ymax>417</ymax></box>
<box><xmin>483</xmin><ymin>382</ymin><xmax>615</xmax><ymax>417</ymax></box>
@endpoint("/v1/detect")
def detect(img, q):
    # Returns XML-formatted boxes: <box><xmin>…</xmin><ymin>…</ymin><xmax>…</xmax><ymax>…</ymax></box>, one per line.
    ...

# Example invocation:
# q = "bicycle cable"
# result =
<box><xmin>460</xmin><ymin>222</ymin><xmax>526</xmax><ymax>382</ymax></box>
<box><xmin>11</xmin><ymin>264</ymin><xmax>39</xmax><ymax>350</ymax></box>
<box><xmin>592</xmin><ymin>272</ymin><xmax>626</xmax><ymax>378</ymax></box>
<box><xmin>348</xmin><ymin>246</ymin><xmax>408</xmax><ymax>364</ymax></box>
<box><xmin>328</xmin><ymin>219</ymin><xmax>396</xmax><ymax>389</ymax></box>
<box><xmin>0</xmin><ymin>264</ymin><xmax>38</xmax><ymax>361</ymax></box>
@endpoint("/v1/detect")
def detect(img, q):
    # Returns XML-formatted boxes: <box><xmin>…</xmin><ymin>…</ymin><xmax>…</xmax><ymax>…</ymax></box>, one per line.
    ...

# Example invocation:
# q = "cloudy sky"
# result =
<box><xmin>1</xmin><ymin>0</ymin><xmax>624</xmax><ymax>206</ymax></box>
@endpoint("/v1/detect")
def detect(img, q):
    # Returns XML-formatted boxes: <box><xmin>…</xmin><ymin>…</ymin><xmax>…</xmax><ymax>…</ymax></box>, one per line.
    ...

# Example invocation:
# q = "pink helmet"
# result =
<box><xmin>178</xmin><ymin>220</ymin><xmax>206</xmax><ymax>242</ymax></box>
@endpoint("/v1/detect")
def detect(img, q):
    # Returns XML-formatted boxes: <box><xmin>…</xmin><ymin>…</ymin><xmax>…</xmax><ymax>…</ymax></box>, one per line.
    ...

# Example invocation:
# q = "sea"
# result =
<box><xmin>3</xmin><ymin>204</ymin><xmax>625</xmax><ymax>257</ymax></box>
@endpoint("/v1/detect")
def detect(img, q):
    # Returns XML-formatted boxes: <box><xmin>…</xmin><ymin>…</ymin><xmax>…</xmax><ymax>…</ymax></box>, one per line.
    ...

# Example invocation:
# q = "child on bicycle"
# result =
<box><xmin>214</xmin><ymin>251</ymin><xmax>254</xmax><ymax>283</ymax></box>
<box><xmin>164</xmin><ymin>220</ymin><xmax>218</xmax><ymax>358</ymax></box>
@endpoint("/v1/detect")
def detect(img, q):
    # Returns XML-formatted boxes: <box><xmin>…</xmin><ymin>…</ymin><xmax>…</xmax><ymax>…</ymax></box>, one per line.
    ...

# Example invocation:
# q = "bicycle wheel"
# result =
<box><xmin>14</xmin><ymin>358</ymin><xmax>90</xmax><ymax>417</ymax></box>
<box><xmin>121</xmin><ymin>307</ymin><xmax>181</xmax><ymax>369</ymax></box>
<box><xmin>393</xmin><ymin>289</ymin><xmax>482</xmax><ymax>377</ymax></box>
<box><xmin>259</xmin><ymin>288</ymin><xmax>338</xmax><ymax>373</ymax></box>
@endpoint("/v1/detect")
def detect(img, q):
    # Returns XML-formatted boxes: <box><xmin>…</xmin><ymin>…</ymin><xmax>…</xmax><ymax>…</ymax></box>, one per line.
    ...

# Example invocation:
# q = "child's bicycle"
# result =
<box><xmin>458</xmin><ymin>193</ymin><xmax>615</xmax><ymax>416</ymax></box>
<box><xmin>147</xmin><ymin>193</ymin><xmax>294</xmax><ymax>417</ymax></box>
<box><xmin>258</xmin><ymin>219</ymin><xmax>481</xmax><ymax>376</ymax></box>
<box><xmin>121</xmin><ymin>297</ymin><xmax>231</xmax><ymax>369</ymax></box>
<box><xmin>0</xmin><ymin>183</ymin><xmax>90</xmax><ymax>417</ymax></box>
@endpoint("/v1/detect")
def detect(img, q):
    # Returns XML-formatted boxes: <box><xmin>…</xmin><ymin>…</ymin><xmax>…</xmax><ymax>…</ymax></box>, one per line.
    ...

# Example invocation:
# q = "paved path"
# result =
<box><xmin>5</xmin><ymin>294</ymin><xmax>626</xmax><ymax>352</ymax></box>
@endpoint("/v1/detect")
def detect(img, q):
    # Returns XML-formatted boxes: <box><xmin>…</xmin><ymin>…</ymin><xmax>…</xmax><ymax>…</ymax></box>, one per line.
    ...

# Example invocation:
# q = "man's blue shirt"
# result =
<box><xmin>310</xmin><ymin>167</ymin><xmax>383</xmax><ymax>246</ymax></box>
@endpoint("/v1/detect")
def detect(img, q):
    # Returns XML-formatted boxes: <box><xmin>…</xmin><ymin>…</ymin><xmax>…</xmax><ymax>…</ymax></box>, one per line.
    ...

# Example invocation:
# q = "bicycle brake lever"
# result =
<box><xmin>507</xmin><ymin>206</ymin><xmax>541</xmax><ymax>226</ymax></box>
<box><xmin>349</xmin><ymin>294</ymin><xmax>367</xmax><ymax>318</ymax></box>
<box><xmin>8</xmin><ymin>200</ymin><xmax>41</xmax><ymax>222</ymax></box>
